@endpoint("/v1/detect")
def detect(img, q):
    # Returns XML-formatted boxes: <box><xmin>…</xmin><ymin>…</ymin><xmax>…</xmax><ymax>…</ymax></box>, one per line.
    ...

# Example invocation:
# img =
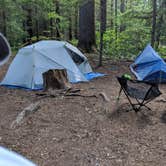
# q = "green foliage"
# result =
<box><xmin>70</xmin><ymin>39</ymin><xmax>78</xmax><ymax>46</ymax></box>
<box><xmin>0</xmin><ymin>0</ymin><xmax>165</xmax><ymax>60</ymax></box>
<box><xmin>97</xmin><ymin>27</ymin><xmax>150</xmax><ymax>59</ymax></box>
<box><xmin>158</xmin><ymin>46</ymin><xmax>166</xmax><ymax>57</ymax></box>
<box><xmin>0</xmin><ymin>0</ymin><xmax>25</xmax><ymax>47</ymax></box>
<box><xmin>96</xmin><ymin>0</ymin><xmax>165</xmax><ymax>60</ymax></box>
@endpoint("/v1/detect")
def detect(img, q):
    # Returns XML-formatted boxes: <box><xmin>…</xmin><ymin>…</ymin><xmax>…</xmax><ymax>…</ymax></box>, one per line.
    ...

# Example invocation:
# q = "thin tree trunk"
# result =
<box><xmin>115</xmin><ymin>0</ymin><xmax>118</xmax><ymax>39</ymax></box>
<box><xmin>68</xmin><ymin>15</ymin><xmax>72</xmax><ymax>40</ymax></box>
<box><xmin>110</xmin><ymin>0</ymin><xmax>114</xmax><ymax>29</ymax></box>
<box><xmin>151</xmin><ymin>0</ymin><xmax>157</xmax><ymax>47</ymax></box>
<box><xmin>156</xmin><ymin>0</ymin><xmax>165</xmax><ymax>48</ymax></box>
<box><xmin>2</xmin><ymin>10</ymin><xmax>7</xmax><ymax>37</ymax></box>
<box><xmin>100</xmin><ymin>0</ymin><xmax>107</xmax><ymax>32</ymax></box>
<box><xmin>74</xmin><ymin>3</ymin><xmax>78</xmax><ymax>39</ymax></box>
<box><xmin>55</xmin><ymin>0</ymin><xmax>60</xmax><ymax>38</ymax></box>
<box><xmin>120</xmin><ymin>0</ymin><xmax>125</xmax><ymax>32</ymax></box>
<box><xmin>99</xmin><ymin>0</ymin><xmax>107</xmax><ymax>67</ymax></box>
<box><xmin>27</xmin><ymin>8</ymin><xmax>33</xmax><ymax>42</ymax></box>
<box><xmin>50</xmin><ymin>18</ymin><xmax>53</xmax><ymax>38</ymax></box>
<box><xmin>35</xmin><ymin>6</ymin><xmax>39</xmax><ymax>40</ymax></box>
<box><xmin>155</xmin><ymin>14</ymin><xmax>163</xmax><ymax>48</ymax></box>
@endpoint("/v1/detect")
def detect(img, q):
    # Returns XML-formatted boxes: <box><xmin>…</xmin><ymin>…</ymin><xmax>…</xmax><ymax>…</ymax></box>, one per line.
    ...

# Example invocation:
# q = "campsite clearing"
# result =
<box><xmin>0</xmin><ymin>56</ymin><xmax>166</xmax><ymax>166</ymax></box>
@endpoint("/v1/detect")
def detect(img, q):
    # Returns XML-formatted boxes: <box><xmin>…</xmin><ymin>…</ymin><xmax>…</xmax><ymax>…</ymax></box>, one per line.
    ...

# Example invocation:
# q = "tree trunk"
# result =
<box><xmin>42</xmin><ymin>69</ymin><xmax>71</xmax><ymax>91</ymax></box>
<box><xmin>55</xmin><ymin>0</ymin><xmax>61</xmax><ymax>39</ymax></box>
<box><xmin>110</xmin><ymin>0</ymin><xmax>114</xmax><ymax>29</ymax></box>
<box><xmin>151</xmin><ymin>0</ymin><xmax>157</xmax><ymax>47</ymax></box>
<box><xmin>100</xmin><ymin>0</ymin><xmax>107</xmax><ymax>32</ymax></box>
<box><xmin>156</xmin><ymin>0</ymin><xmax>165</xmax><ymax>48</ymax></box>
<box><xmin>99</xmin><ymin>0</ymin><xmax>107</xmax><ymax>66</ymax></box>
<box><xmin>68</xmin><ymin>15</ymin><xmax>72</xmax><ymax>40</ymax></box>
<box><xmin>78</xmin><ymin>0</ymin><xmax>95</xmax><ymax>52</ymax></box>
<box><xmin>115</xmin><ymin>0</ymin><xmax>118</xmax><ymax>39</ymax></box>
<box><xmin>26</xmin><ymin>8</ymin><xmax>33</xmax><ymax>42</ymax></box>
<box><xmin>120</xmin><ymin>0</ymin><xmax>126</xmax><ymax>32</ymax></box>
<box><xmin>2</xmin><ymin>10</ymin><xmax>7</xmax><ymax>37</ymax></box>
<box><xmin>74</xmin><ymin>3</ymin><xmax>78</xmax><ymax>39</ymax></box>
<box><xmin>50</xmin><ymin>17</ymin><xmax>54</xmax><ymax>38</ymax></box>
<box><xmin>35</xmin><ymin>6</ymin><xmax>39</xmax><ymax>41</ymax></box>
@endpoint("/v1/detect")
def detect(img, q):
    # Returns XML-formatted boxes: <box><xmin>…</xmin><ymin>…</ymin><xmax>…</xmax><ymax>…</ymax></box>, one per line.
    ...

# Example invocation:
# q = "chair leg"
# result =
<box><xmin>127</xmin><ymin>104</ymin><xmax>141</xmax><ymax>113</ymax></box>
<box><xmin>143</xmin><ymin>105</ymin><xmax>152</xmax><ymax>111</ymax></box>
<box><xmin>133</xmin><ymin>104</ymin><xmax>152</xmax><ymax>113</ymax></box>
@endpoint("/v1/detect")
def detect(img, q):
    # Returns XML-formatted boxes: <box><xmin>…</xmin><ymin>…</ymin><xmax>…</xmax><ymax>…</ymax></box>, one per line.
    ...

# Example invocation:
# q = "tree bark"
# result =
<box><xmin>78</xmin><ymin>0</ymin><xmax>95</xmax><ymax>52</ymax></box>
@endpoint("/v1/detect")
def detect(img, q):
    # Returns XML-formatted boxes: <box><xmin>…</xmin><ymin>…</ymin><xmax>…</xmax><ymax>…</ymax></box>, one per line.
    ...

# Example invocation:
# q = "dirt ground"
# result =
<box><xmin>0</xmin><ymin>56</ymin><xmax>166</xmax><ymax>166</ymax></box>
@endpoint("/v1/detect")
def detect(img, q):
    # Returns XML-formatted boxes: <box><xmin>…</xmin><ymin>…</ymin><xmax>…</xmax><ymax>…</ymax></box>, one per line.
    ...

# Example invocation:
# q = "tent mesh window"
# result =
<box><xmin>65</xmin><ymin>48</ymin><xmax>84</xmax><ymax>65</ymax></box>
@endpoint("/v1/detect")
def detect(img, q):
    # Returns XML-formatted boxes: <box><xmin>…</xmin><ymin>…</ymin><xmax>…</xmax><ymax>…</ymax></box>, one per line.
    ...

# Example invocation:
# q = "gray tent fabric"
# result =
<box><xmin>1</xmin><ymin>40</ymin><xmax>92</xmax><ymax>90</ymax></box>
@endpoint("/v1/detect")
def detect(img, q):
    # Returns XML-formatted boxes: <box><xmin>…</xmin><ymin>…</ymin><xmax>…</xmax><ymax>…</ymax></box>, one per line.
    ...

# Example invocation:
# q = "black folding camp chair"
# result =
<box><xmin>117</xmin><ymin>75</ymin><xmax>162</xmax><ymax>112</ymax></box>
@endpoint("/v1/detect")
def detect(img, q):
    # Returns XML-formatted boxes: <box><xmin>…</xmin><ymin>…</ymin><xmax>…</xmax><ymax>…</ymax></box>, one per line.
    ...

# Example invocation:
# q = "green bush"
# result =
<box><xmin>96</xmin><ymin>27</ymin><xmax>151</xmax><ymax>60</ymax></box>
<box><xmin>158</xmin><ymin>46</ymin><xmax>166</xmax><ymax>58</ymax></box>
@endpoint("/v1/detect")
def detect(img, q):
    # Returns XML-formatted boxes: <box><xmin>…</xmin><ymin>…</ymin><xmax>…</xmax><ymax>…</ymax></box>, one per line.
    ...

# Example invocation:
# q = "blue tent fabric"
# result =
<box><xmin>85</xmin><ymin>72</ymin><xmax>106</xmax><ymax>80</ymax></box>
<box><xmin>130</xmin><ymin>44</ymin><xmax>166</xmax><ymax>83</ymax></box>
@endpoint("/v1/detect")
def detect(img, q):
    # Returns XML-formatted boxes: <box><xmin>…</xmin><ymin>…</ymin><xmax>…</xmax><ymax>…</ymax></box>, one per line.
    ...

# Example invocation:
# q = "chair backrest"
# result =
<box><xmin>117</xmin><ymin>76</ymin><xmax>161</xmax><ymax>101</ymax></box>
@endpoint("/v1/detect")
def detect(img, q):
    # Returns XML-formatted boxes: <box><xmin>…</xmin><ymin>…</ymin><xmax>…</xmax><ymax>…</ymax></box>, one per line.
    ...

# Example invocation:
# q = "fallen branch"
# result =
<box><xmin>65</xmin><ymin>93</ymin><xmax>97</xmax><ymax>98</ymax></box>
<box><xmin>156</xmin><ymin>99</ymin><xmax>166</xmax><ymax>103</ymax></box>
<box><xmin>99</xmin><ymin>92</ymin><xmax>110</xmax><ymax>102</ymax></box>
<box><xmin>10</xmin><ymin>102</ymin><xmax>40</xmax><ymax>129</ymax></box>
<box><xmin>36</xmin><ymin>92</ymin><xmax>97</xmax><ymax>98</ymax></box>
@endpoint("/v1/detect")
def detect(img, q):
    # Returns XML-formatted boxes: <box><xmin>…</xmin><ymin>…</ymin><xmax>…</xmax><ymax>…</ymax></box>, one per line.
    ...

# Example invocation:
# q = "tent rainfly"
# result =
<box><xmin>1</xmin><ymin>40</ymin><xmax>93</xmax><ymax>89</ymax></box>
<box><xmin>130</xmin><ymin>44</ymin><xmax>166</xmax><ymax>83</ymax></box>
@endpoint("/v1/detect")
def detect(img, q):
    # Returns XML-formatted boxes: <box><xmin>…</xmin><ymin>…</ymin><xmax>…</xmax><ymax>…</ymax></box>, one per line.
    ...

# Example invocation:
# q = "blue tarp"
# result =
<box><xmin>130</xmin><ymin>44</ymin><xmax>166</xmax><ymax>83</ymax></box>
<box><xmin>85</xmin><ymin>72</ymin><xmax>106</xmax><ymax>80</ymax></box>
<box><xmin>1</xmin><ymin>72</ymin><xmax>106</xmax><ymax>90</ymax></box>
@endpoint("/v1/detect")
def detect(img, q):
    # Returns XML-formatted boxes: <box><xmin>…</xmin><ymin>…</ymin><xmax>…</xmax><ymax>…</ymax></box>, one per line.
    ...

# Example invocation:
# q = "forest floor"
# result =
<box><xmin>0</xmin><ymin>55</ymin><xmax>166</xmax><ymax>166</ymax></box>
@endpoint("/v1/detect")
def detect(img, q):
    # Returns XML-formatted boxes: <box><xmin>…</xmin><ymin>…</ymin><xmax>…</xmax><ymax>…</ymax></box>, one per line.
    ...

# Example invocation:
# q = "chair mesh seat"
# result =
<box><xmin>127</xmin><ymin>82</ymin><xmax>161</xmax><ymax>100</ymax></box>
<box><xmin>117</xmin><ymin>76</ymin><xmax>162</xmax><ymax>112</ymax></box>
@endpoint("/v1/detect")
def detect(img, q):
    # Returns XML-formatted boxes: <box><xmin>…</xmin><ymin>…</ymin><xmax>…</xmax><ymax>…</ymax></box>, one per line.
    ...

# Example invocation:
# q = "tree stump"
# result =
<box><xmin>42</xmin><ymin>69</ymin><xmax>71</xmax><ymax>91</ymax></box>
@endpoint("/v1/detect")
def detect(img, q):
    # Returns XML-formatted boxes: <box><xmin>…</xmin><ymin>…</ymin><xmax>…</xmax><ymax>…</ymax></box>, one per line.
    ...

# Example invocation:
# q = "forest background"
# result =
<box><xmin>0</xmin><ymin>0</ymin><xmax>165</xmax><ymax>61</ymax></box>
